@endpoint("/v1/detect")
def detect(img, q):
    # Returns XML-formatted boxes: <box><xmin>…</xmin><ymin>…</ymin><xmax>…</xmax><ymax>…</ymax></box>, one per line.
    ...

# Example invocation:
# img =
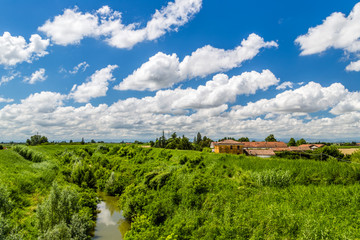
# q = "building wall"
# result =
<box><xmin>214</xmin><ymin>145</ymin><xmax>243</xmax><ymax>154</ymax></box>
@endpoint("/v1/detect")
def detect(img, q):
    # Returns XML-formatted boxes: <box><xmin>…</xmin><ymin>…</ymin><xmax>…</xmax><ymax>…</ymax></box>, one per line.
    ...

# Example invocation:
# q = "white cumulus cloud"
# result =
<box><xmin>112</xmin><ymin>70</ymin><xmax>279</xmax><ymax>114</ymax></box>
<box><xmin>38</xmin><ymin>0</ymin><xmax>202</xmax><ymax>49</ymax></box>
<box><xmin>24</xmin><ymin>68</ymin><xmax>47</xmax><ymax>84</ymax></box>
<box><xmin>0</xmin><ymin>32</ymin><xmax>49</xmax><ymax>66</ymax></box>
<box><xmin>115</xmin><ymin>33</ymin><xmax>278</xmax><ymax>91</ymax></box>
<box><xmin>345</xmin><ymin>60</ymin><xmax>360</xmax><ymax>71</ymax></box>
<box><xmin>295</xmin><ymin>2</ymin><xmax>360</xmax><ymax>71</ymax></box>
<box><xmin>69</xmin><ymin>65</ymin><xmax>118</xmax><ymax>103</ymax></box>
<box><xmin>230</xmin><ymin>82</ymin><xmax>348</xmax><ymax>119</ymax></box>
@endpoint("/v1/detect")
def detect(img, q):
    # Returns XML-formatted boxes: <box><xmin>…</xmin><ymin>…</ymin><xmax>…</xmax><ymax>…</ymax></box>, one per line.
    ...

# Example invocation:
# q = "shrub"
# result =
<box><xmin>12</xmin><ymin>145</ymin><xmax>46</xmax><ymax>162</ymax></box>
<box><xmin>37</xmin><ymin>183</ymin><xmax>93</xmax><ymax>239</ymax></box>
<box><xmin>254</xmin><ymin>169</ymin><xmax>291</xmax><ymax>188</ymax></box>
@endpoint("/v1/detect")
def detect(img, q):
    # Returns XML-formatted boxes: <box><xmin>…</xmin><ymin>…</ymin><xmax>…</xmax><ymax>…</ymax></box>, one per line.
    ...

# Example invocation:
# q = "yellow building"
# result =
<box><xmin>211</xmin><ymin>139</ymin><xmax>244</xmax><ymax>154</ymax></box>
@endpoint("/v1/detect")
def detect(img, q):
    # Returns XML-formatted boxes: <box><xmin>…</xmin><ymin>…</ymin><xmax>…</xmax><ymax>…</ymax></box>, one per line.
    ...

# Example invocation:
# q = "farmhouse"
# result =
<box><xmin>298</xmin><ymin>144</ymin><xmax>325</xmax><ymax>150</ymax></box>
<box><xmin>211</xmin><ymin>139</ymin><xmax>244</xmax><ymax>154</ymax></box>
<box><xmin>240</xmin><ymin>141</ymin><xmax>287</xmax><ymax>149</ymax></box>
<box><xmin>211</xmin><ymin>140</ymin><xmax>287</xmax><ymax>156</ymax></box>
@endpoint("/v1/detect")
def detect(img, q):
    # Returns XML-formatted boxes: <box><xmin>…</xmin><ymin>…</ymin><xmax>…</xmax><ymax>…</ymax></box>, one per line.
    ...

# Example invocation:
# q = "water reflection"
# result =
<box><xmin>93</xmin><ymin>194</ymin><xmax>131</xmax><ymax>239</ymax></box>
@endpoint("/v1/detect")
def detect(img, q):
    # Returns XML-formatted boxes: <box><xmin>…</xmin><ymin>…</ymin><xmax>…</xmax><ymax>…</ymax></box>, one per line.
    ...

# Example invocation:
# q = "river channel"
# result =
<box><xmin>93</xmin><ymin>194</ymin><xmax>131</xmax><ymax>239</ymax></box>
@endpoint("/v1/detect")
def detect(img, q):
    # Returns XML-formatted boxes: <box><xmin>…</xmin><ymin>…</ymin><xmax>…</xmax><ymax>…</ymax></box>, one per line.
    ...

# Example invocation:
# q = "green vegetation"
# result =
<box><xmin>26</xmin><ymin>134</ymin><xmax>48</xmax><ymax>146</ymax></box>
<box><xmin>2</xmin><ymin>142</ymin><xmax>360</xmax><ymax>239</ymax></box>
<box><xmin>265</xmin><ymin>134</ymin><xmax>277</xmax><ymax>142</ymax></box>
<box><xmin>152</xmin><ymin>131</ymin><xmax>212</xmax><ymax>151</ymax></box>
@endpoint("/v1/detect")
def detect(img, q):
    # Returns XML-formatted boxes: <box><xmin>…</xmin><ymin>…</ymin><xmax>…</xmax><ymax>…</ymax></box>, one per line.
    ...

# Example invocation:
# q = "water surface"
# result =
<box><xmin>93</xmin><ymin>194</ymin><xmax>131</xmax><ymax>239</ymax></box>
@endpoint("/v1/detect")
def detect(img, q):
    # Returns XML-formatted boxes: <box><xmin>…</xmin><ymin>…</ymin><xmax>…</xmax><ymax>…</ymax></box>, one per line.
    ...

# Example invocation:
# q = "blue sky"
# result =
<box><xmin>0</xmin><ymin>0</ymin><xmax>360</xmax><ymax>142</ymax></box>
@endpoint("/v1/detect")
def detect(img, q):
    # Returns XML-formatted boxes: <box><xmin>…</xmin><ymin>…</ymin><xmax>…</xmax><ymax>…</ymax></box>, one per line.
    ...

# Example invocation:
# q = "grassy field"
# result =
<box><xmin>2</xmin><ymin>144</ymin><xmax>360</xmax><ymax>239</ymax></box>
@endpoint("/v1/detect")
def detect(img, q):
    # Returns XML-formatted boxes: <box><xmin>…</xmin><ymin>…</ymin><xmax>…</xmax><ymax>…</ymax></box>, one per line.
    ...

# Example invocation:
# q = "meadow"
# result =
<box><xmin>1</xmin><ymin>144</ymin><xmax>360</xmax><ymax>239</ymax></box>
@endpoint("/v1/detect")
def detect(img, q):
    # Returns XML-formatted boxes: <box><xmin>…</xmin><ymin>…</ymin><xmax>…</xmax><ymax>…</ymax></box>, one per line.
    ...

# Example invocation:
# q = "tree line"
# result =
<box><xmin>151</xmin><ymin>132</ymin><xmax>212</xmax><ymax>151</ymax></box>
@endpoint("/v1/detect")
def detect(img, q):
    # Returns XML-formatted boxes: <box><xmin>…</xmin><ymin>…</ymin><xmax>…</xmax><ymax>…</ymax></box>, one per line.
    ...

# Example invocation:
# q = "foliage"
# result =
<box><xmin>26</xmin><ymin>135</ymin><xmax>48</xmax><ymax>146</ymax></box>
<box><xmin>154</xmin><ymin>132</ymin><xmax>212</xmax><ymax>151</ymax></box>
<box><xmin>287</xmin><ymin>138</ymin><xmax>296</xmax><ymax>146</ymax></box>
<box><xmin>296</xmin><ymin>138</ymin><xmax>307</xmax><ymax>146</ymax></box>
<box><xmin>12</xmin><ymin>145</ymin><xmax>46</xmax><ymax>162</ymax></box>
<box><xmin>265</xmin><ymin>134</ymin><xmax>277</xmax><ymax>142</ymax></box>
<box><xmin>4</xmin><ymin>143</ymin><xmax>360</xmax><ymax>239</ymax></box>
<box><xmin>71</xmin><ymin>161</ymin><xmax>97</xmax><ymax>189</ymax></box>
<box><xmin>36</xmin><ymin>183</ymin><xmax>93</xmax><ymax>239</ymax></box>
<box><xmin>238</xmin><ymin>137</ymin><xmax>250</xmax><ymax>142</ymax></box>
<box><xmin>351</xmin><ymin>149</ymin><xmax>360</xmax><ymax>163</ymax></box>
<box><xmin>314</xmin><ymin>145</ymin><xmax>344</xmax><ymax>160</ymax></box>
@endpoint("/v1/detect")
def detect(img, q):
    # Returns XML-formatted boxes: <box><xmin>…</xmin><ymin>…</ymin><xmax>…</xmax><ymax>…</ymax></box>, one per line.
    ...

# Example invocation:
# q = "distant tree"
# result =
<box><xmin>238</xmin><ymin>137</ymin><xmax>250</xmax><ymax>142</ymax></box>
<box><xmin>81</xmin><ymin>138</ymin><xmax>85</xmax><ymax>145</ymax></box>
<box><xmin>90</xmin><ymin>139</ymin><xmax>96</xmax><ymax>143</ymax></box>
<box><xmin>69</xmin><ymin>140</ymin><xmax>73</xmax><ymax>143</ymax></box>
<box><xmin>179</xmin><ymin>135</ymin><xmax>193</xmax><ymax>150</ymax></box>
<box><xmin>296</xmin><ymin>138</ymin><xmax>307</xmax><ymax>146</ymax></box>
<box><xmin>26</xmin><ymin>134</ymin><xmax>48</xmax><ymax>146</ymax></box>
<box><xmin>218</xmin><ymin>137</ymin><xmax>236</xmax><ymax>141</ymax></box>
<box><xmin>194</xmin><ymin>132</ymin><xmax>202</xmax><ymax>144</ymax></box>
<box><xmin>265</xmin><ymin>134</ymin><xmax>277</xmax><ymax>142</ymax></box>
<box><xmin>288</xmin><ymin>138</ymin><xmax>296</xmax><ymax>146</ymax></box>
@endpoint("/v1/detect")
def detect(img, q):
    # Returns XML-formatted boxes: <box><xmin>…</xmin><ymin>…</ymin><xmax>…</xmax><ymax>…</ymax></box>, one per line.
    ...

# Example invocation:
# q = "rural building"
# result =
<box><xmin>273</xmin><ymin>146</ymin><xmax>312</xmax><ymax>152</ymax></box>
<box><xmin>298</xmin><ymin>144</ymin><xmax>325</xmax><ymax>150</ymax></box>
<box><xmin>244</xmin><ymin>149</ymin><xmax>276</xmax><ymax>158</ymax></box>
<box><xmin>240</xmin><ymin>141</ymin><xmax>287</xmax><ymax>149</ymax></box>
<box><xmin>211</xmin><ymin>139</ymin><xmax>244</xmax><ymax>154</ymax></box>
<box><xmin>211</xmin><ymin>140</ymin><xmax>288</xmax><ymax>155</ymax></box>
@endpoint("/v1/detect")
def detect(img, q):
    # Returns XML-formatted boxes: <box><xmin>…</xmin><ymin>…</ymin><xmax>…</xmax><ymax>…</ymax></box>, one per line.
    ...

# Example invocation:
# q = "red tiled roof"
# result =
<box><xmin>273</xmin><ymin>146</ymin><xmax>311</xmax><ymax>151</ymax></box>
<box><xmin>298</xmin><ymin>144</ymin><xmax>324</xmax><ymax>148</ymax></box>
<box><xmin>245</xmin><ymin>149</ymin><xmax>275</xmax><ymax>156</ymax></box>
<box><xmin>212</xmin><ymin>139</ymin><xmax>244</xmax><ymax>146</ymax></box>
<box><xmin>240</xmin><ymin>141</ymin><xmax>287</xmax><ymax>149</ymax></box>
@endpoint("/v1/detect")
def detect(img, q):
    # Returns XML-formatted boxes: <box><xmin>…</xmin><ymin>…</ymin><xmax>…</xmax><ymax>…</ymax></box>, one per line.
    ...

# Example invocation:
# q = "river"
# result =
<box><xmin>93</xmin><ymin>194</ymin><xmax>131</xmax><ymax>239</ymax></box>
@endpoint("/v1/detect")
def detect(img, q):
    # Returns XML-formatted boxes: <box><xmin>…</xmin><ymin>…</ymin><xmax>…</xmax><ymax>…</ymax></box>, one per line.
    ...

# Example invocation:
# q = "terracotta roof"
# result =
<box><xmin>298</xmin><ymin>144</ymin><xmax>324</xmax><ymax>148</ymax></box>
<box><xmin>245</xmin><ymin>149</ymin><xmax>275</xmax><ymax>156</ymax></box>
<box><xmin>212</xmin><ymin>139</ymin><xmax>244</xmax><ymax>146</ymax></box>
<box><xmin>273</xmin><ymin>146</ymin><xmax>311</xmax><ymax>151</ymax></box>
<box><xmin>240</xmin><ymin>141</ymin><xmax>287</xmax><ymax>149</ymax></box>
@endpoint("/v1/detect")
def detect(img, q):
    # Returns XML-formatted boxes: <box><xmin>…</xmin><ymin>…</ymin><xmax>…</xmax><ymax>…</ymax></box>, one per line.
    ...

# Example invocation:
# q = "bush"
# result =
<box><xmin>254</xmin><ymin>169</ymin><xmax>291</xmax><ymax>188</ymax></box>
<box><xmin>37</xmin><ymin>183</ymin><xmax>93</xmax><ymax>239</ymax></box>
<box><xmin>12</xmin><ymin>145</ymin><xmax>46</xmax><ymax>162</ymax></box>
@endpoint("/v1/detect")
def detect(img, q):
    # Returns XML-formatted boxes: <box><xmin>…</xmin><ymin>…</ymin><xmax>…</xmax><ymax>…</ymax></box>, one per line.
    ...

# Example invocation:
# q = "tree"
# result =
<box><xmin>195</xmin><ymin>132</ymin><xmax>202</xmax><ymax>145</ymax></box>
<box><xmin>238</xmin><ymin>137</ymin><xmax>250</xmax><ymax>142</ymax></box>
<box><xmin>288</xmin><ymin>138</ymin><xmax>296</xmax><ymax>146</ymax></box>
<box><xmin>90</xmin><ymin>139</ymin><xmax>96</xmax><ymax>143</ymax></box>
<box><xmin>26</xmin><ymin>134</ymin><xmax>48</xmax><ymax>146</ymax></box>
<box><xmin>81</xmin><ymin>138</ymin><xmax>85</xmax><ymax>145</ymax></box>
<box><xmin>265</xmin><ymin>134</ymin><xmax>277</xmax><ymax>142</ymax></box>
<box><xmin>296</xmin><ymin>138</ymin><xmax>307</xmax><ymax>146</ymax></box>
